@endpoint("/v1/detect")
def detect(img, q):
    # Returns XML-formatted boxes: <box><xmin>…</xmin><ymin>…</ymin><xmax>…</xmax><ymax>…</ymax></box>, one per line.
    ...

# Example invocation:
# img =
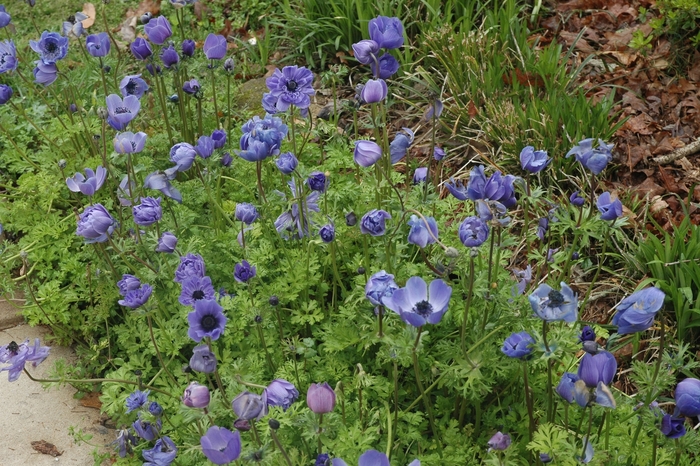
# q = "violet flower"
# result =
<box><xmin>360</xmin><ymin>209</ymin><xmax>391</xmax><ymax>236</ymax></box>
<box><xmin>578</xmin><ymin>351</ymin><xmax>617</xmax><ymax>388</ymax></box>
<box><xmin>487</xmin><ymin>432</ymin><xmax>511</xmax><ymax>451</ymax></box>
<box><xmin>114</xmin><ymin>131</ymin><xmax>147</xmax><ymax>154</ymax></box>
<box><xmin>120</xmin><ymin>74</ymin><xmax>149</xmax><ymax>99</ymax></box>
<box><xmin>0</xmin><ymin>6</ymin><xmax>9</xmax><ymax>28</ymax></box>
<box><xmin>352</xmin><ymin>39</ymin><xmax>379</xmax><ymax>65</ymax></box>
<box><xmin>501</xmin><ymin>331</ymin><xmax>535</xmax><ymax>359</ymax></box>
<box><xmin>528</xmin><ymin>282</ymin><xmax>578</xmax><ymax>323</ymax></box>
<box><xmin>189</xmin><ymin>345</ymin><xmax>216</xmax><ymax>373</ymax></box>
<box><xmin>264</xmin><ymin>379</ymin><xmax>299</xmax><ymax>411</ymax></box>
<box><xmin>169</xmin><ymin>142</ymin><xmax>197</xmax><ymax>171</ymax></box>
<box><xmin>233</xmin><ymin>260</ymin><xmax>256</xmax><ymax>283</ymax></box>
<box><xmin>675</xmin><ymin>378</ymin><xmax>700</xmax><ymax>417</ymax></box>
<box><xmin>130</xmin><ymin>37</ymin><xmax>152</xmax><ymax>60</ymax></box>
<box><xmin>365</xmin><ymin>271</ymin><xmax>399</xmax><ymax>306</ymax></box>
<box><xmin>319</xmin><ymin>223</ymin><xmax>335</xmax><ymax>243</ymax></box>
<box><xmin>368</xmin><ymin>16</ymin><xmax>404</xmax><ymax>49</ymax></box>
<box><xmin>200</xmin><ymin>427</ymin><xmax>241</xmax><ymax>464</ymax></box>
<box><xmin>556</xmin><ymin>372</ymin><xmax>580</xmax><ymax>403</ymax></box>
<box><xmin>160</xmin><ymin>45</ymin><xmax>179</xmax><ymax>68</ymax></box>
<box><xmin>597</xmin><ymin>192</ymin><xmax>623</xmax><ymax>221</ymax></box>
<box><xmin>232</xmin><ymin>391</ymin><xmax>267</xmax><ymax>420</ymax></box>
<box><xmin>142</xmin><ymin>436</ymin><xmax>177</xmax><ymax>466</ymax></box>
<box><xmin>156</xmin><ymin>232</ymin><xmax>178</xmax><ymax>253</ymax></box>
<box><xmin>133</xmin><ymin>417</ymin><xmax>161</xmax><ymax>441</ymax></box>
<box><xmin>117</xmin><ymin>274</ymin><xmax>141</xmax><ymax>296</ymax></box>
<box><xmin>360</xmin><ymin>78</ymin><xmax>387</xmax><ymax>103</ymax></box>
<box><xmin>33</xmin><ymin>61</ymin><xmax>58</xmax><ymax>86</ymax></box>
<box><xmin>125</xmin><ymin>389</ymin><xmax>149</xmax><ymax>413</ymax></box>
<box><xmin>263</xmin><ymin>65</ymin><xmax>315</xmax><ymax>112</ymax></box>
<box><xmin>0</xmin><ymin>338</ymin><xmax>50</xmax><ymax>382</ymax></box>
<box><xmin>76</xmin><ymin>204</ymin><xmax>116</xmax><ymax>243</ymax></box>
<box><xmin>276</xmin><ymin>152</ymin><xmax>298</xmax><ymax>174</ymax></box>
<box><xmin>106</xmin><ymin>94</ymin><xmax>140</xmax><ymax>131</ymax></box>
<box><xmin>570</xmin><ymin>191</ymin><xmax>585</xmax><ymax>207</ymax></box>
<box><xmin>144</xmin><ymin>16</ymin><xmax>172</xmax><ymax>45</ymax></box>
<box><xmin>407</xmin><ymin>215</ymin><xmax>438</xmax><ymax>248</ymax></box>
<box><xmin>174</xmin><ymin>253</ymin><xmax>206</xmax><ymax>283</ymax></box>
<box><xmin>237</xmin><ymin>115</ymin><xmax>288</xmax><ymax>162</ymax></box>
<box><xmin>383</xmin><ymin>276</ymin><xmax>452</xmax><ymax>326</ymax></box>
<box><xmin>307</xmin><ymin>171</ymin><xmax>328</xmax><ymax>192</ymax></box>
<box><xmin>0</xmin><ymin>40</ymin><xmax>18</xmax><ymax>73</ymax></box>
<box><xmin>182</xmin><ymin>78</ymin><xmax>200</xmax><ymax>95</ymax></box>
<box><xmin>566</xmin><ymin>138</ymin><xmax>613</xmax><ymax>175</ymax></box>
<box><xmin>30</xmin><ymin>31</ymin><xmax>68</xmax><ymax>64</ymax></box>
<box><xmin>183</xmin><ymin>381</ymin><xmax>211</xmax><ymax>408</ymax></box>
<box><xmin>179</xmin><ymin>275</ymin><xmax>215</xmax><ymax>306</ymax></box>
<box><xmin>235</xmin><ymin>203</ymin><xmax>259</xmax><ymax>224</ymax></box>
<box><xmin>132</xmin><ymin>197</ymin><xmax>162</xmax><ymax>226</ymax></box>
<box><xmin>370</xmin><ymin>53</ymin><xmax>399</xmax><ymax>79</ymax></box>
<box><xmin>0</xmin><ymin>83</ymin><xmax>10</xmax><ymax>104</ymax></box>
<box><xmin>611</xmin><ymin>287</ymin><xmax>665</xmax><ymax>335</ymax></box>
<box><xmin>274</xmin><ymin>179</ymin><xmax>320</xmax><ymax>239</ymax></box>
<box><xmin>354</xmin><ymin>140</ymin><xmax>382</xmax><ymax>167</ymax></box>
<box><xmin>660</xmin><ymin>414</ymin><xmax>686</xmax><ymax>439</ymax></box>
<box><xmin>458</xmin><ymin>216</ymin><xmax>489</xmax><ymax>248</ymax></box>
<box><xmin>520</xmin><ymin>146</ymin><xmax>550</xmax><ymax>173</ymax></box>
<box><xmin>413</xmin><ymin>167</ymin><xmax>428</xmax><ymax>184</ymax></box>
<box><xmin>187</xmin><ymin>299</ymin><xmax>227</xmax><ymax>342</ymax></box>
<box><xmin>211</xmin><ymin>129</ymin><xmax>226</xmax><ymax>149</ymax></box>
<box><xmin>306</xmin><ymin>382</ymin><xmax>335</xmax><ymax>414</ymax></box>
<box><xmin>66</xmin><ymin>166</ymin><xmax>107</xmax><ymax>196</ymax></box>
<box><xmin>118</xmin><ymin>284</ymin><xmax>153</xmax><ymax>309</ymax></box>
<box><xmin>195</xmin><ymin>135</ymin><xmax>214</xmax><ymax>159</ymax></box>
<box><xmin>389</xmin><ymin>127</ymin><xmax>414</xmax><ymax>164</ymax></box>
<box><xmin>143</xmin><ymin>171</ymin><xmax>183</xmax><ymax>203</ymax></box>
<box><xmin>181</xmin><ymin>38</ymin><xmax>195</xmax><ymax>57</ymax></box>
<box><xmin>203</xmin><ymin>33</ymin><xmax>227</xmax><ymax>60</ymax></box>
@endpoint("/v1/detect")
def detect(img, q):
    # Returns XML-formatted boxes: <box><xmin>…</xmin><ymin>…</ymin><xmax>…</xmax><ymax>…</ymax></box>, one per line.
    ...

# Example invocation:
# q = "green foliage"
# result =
<box><xmin>636</xmin><ymin>214</ymin><xmax>700</xmax><ymax>345</ymax></box>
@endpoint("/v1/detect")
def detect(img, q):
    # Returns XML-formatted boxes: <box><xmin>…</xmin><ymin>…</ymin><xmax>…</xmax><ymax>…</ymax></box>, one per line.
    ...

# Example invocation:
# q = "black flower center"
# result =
<box><xmin>125</xmin><ymin>80</ymin><xmax>137</xmax><ymax>95</ymax></box>
<box><xmin>115</xmin><ymin>106</ymin><xmax>131</xmax><ymax>114</ymax></box>
<box><xmin>45</xmin><ymin>42</ymin><xmax>57</xmax><ymax>53</ymax></box>
<box><xmin>201</xmin><ymin>314</ymin><xmax>217</xmax><ymax>331</ymax></box>
<box><xmin>286</xmin><ymin>80</ymin><xmax>298</xmax><ymax>92</ymax></box>
<box><xmin>548</xmin><ymin>290</ymin><xmax>565</xmax><ymax>307</ymax></box>
<box><xmin>413</xmin><ymin>300</ymin><xmax>433</xmax><ymax>317</ymax></box>
<box><xmin>192</xmin><ymin>290</ymin><xmax>205</xmax><ymax>300</ymax></box>
<box><xmin>130</xmin><ymin>141</ymin><xmax>137</xmax><ymax>150</ymax></box>
<box><xmin>8</xmin><ymin>341</ymin><xmax>18</xmax><ymax>354</ymax></box>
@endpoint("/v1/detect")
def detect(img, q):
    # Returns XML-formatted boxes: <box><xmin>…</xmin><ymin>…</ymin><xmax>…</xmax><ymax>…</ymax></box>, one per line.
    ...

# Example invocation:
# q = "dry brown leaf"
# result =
<box><xmin>81</xmin><ymin>3</ymin><xmax>96</xmax><ymax>29</ymax></box>
<box><xmin>650</xmin><ymin>196</ymin><xmax>669</xmax><ymax>213</ymax></box>
<box><xmin>79</xmin><ymin>392</ymin><xmax>102</xmax><ymax>409</ymax></box>
<box><xmin>31</xmin><ymin>440</ymin><xmax>62</xmax><ymax>457</ymax></box>
<box><xmin>624</xmin><ymin>113</ymin><xmax>656</xmax><ymax>135</ymax></box>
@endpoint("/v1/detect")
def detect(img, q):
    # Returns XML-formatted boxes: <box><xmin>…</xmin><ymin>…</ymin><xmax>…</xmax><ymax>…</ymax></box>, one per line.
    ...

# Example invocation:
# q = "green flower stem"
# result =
<box><xmin>98</xmin><ymin>57</ymin><xmax>109</xmax><ymax>97</ymax></box>
<box><xmin>627</xmin><ymin>315</ymin><xmax>665</xmax><ymax>461</ymax></box>
<box><xmin>209</xmin><ymin>64</ymin><xmax>220</xmax><ymax>127</ymax></box>
<box><xmin>206</xmin><ymin>337</ymin><xmax>229</xmax><ymax>403</ymax></box>
<box><xmin>196</xmin><ymin>95</ymin><xmax>204</xmax><ymax>136</ymax></box>
<box><xmin>256</xmin><ymin>320</ymin><xmax>276</xmax><ymax>374</ymax></box>
<box><xmin>651</xmin><ymin>432</ymin><xmax>657</xmax><ymax>466</ymax></box>
<box><xmin>147</xmin><ymin>314</ymin><xmax>178</xmax><ymax>387</ymax></box>
<box><xmin>226</xmin><ymin>74</ymin><xmax>232</xmax><ymax>142</ymax></box>
<box><xmin>384</xmin><ymin>400</ymin><xmax>394</xmax><ymax>459</ymax></box>
<box><xmin>543</xmin><ymin>321</ymin><xmax>554</xmax><ymax>423</ymax></box>
<box><xmin>377</xmin><ymin>305</ymin><xmax>384</xmax><ymax>338</ymax></box>
<box><xmin>338</xmin><ymin>381</ymin><xmax>347</xmax><ymax>426</ymax></box>
<box><xmin>173</xmin><ymin>71</ymin><xmax>190</xmax><ymax>143</ymax></box>
<box><xmin>522</xmin><ymin>361</ymin><xmax>535</xmax><ymax>440</ymax></box>
<box><xmin>317</xmin><ymin>413</ymin><xmax>324</xmax><ymax>456</ymax></box>
<box><xmin>559</xmin><ymin>226</ymin><xmax>583</xmax><ymax>283</ymax></box>
<box><xmin>412</xmin><ymin>326</ymin><xmax>443</xmax><ymax>456</ymax></box>
<box><xmin>460</xmin><ymin>255</ymin><xmax>476</xmax><ymax>357</ymax></box>
<box><xmin>674</xmin><ymin>439</ymin><xmax>681</xmax><ymax>466</ymax></box>
<box><xmin>234</xmin><ymin>376</ymin><xmax>266</xmax><ymax>390</ymax></box>
<box><xmin>580</xmin><ymin>224</ymin><xmax>609</xmax><ymax>311</ymax></box>
<box><xmin>393</xmin><ymin>359</ymin><xmax>399</xmax><ymax>435</ymax></box>
<box><xmin>330</xmin><ymin>241</ymin><xmax>347</xmax><ymax>294</ymax></box>
<box><xmin>424</xmin><ymin>110</ymin><xmax>437</xmax><ymax>202</ymax></box>
<box><xmin>250</xmin><ymin>420</ymin><xmax>262</xmax><ymax>447</ymax></box>
<box><xmin>9</xmin><ymin>102</ymin><xmax>70</xmax><ymax>159</ymax></box>
<box><xmin>581</xmin><ymin>407</ymin><xmax>594</xmax><ymax>461</ymax></box>
<box><xmin>270</xmin><ymin>429</ymin><xmax>294</xmax><ymax>466</ymax></box>
<box><xmin>255</xmin><ymin>160</ymin><xmax>267</xmax><ymax>203</ymax></box>
<box><xmin>22</xmin><ymin>368</ymin><xmax>176</xmax><ymax>399</ymax></box>
<box><xmin>102</xmin><ymin>3</ymin><xmax>122</xmax><ymax>61</ymax></box>
<box><xmin>152</xmin><ymin>70</ymin><xmax>174</xmax><ymax>143</ymax></box>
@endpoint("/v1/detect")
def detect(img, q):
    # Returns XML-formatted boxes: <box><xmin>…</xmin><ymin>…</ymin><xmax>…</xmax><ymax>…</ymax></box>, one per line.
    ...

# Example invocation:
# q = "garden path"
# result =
<box><xmin>0</xmin><ymin>323</ymin><xmax>113</xmax><ymax>466</ymax></box>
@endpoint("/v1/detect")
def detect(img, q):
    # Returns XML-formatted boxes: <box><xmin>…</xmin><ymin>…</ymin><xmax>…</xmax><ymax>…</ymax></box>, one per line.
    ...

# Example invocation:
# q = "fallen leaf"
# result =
<box><xmin>79</xmin><ymin>391</ymin><xmax>102</xmax><ymax>409</ymax></box>
<box><xmin>81</xmin><ymin>3</ymin><xmax>96</xmax><ymax>29</ymax></box>
<box><xmin>467</xmin><ymin>100</ymin><xmax>478</xmax><ymax>119</ymax></box>
<box><xmin>31</xmin><ymin>440</ymin><xmax>62</xmax><ymax>457</ymax></box>
<box><xmin>623</xmin><ymin>113</ymin><xmax>656</xmax><ymax>135</ymax></box>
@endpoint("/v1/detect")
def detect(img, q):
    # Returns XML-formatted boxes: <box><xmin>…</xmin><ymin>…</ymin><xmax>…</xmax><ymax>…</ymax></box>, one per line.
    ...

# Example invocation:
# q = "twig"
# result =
<box><xmin>653</xmin><ymin>138</ymin><xmax>700</xmax><ymax>165</ymax></box>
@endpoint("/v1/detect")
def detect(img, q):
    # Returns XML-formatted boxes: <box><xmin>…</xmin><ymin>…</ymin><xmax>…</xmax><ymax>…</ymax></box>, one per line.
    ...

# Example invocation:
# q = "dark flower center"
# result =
<box><xmin>192</xmin><ymin>290</ymin><xmax>205</xmax><ymax>300</ymax></box>
<box><xmin>413</xmin><ymin>300</ymin><xmax>433</xmax><ymax>317</ymax></box>
<box><xmin>285</xmin><ymin>80</ymin><xmax>298</xmax><ymax>92</ymax></box>
<box><xmin>547</xmin><ymin>290</ymin><xmax>565</xmax><ymax>307</ymax></box>
<box><xmin>130</xmin><ymin>141</ymin><xmax>137</xmax><ymax>150</ymax></box>
<box><xmin>45</xmin><ymin>42</ymin><xmax>58</xmax><ymax>53</ymax></box>
<box><xmin>201</xmin><ymin>314</ymin><xmax>218</xmax><ymax>331</ymax></box>
<box><xmin>8</xmin><ymin>341</ymin><xmax>18</xmax><ymax>354</ymax></box>
<box><xmin>125</xmin><ymin>80</ymin><xmax>137</xmax><ymax>95</ymax></box>
<box><xmin>115</xmin><ymin>106</ymin><xmax>131</xmax><ymax>114</ymax></box>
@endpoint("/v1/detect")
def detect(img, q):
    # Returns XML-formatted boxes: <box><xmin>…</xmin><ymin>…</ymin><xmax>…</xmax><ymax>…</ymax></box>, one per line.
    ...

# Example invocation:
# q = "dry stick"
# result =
<box><xmin>653</xmin><ymin>137</ymin><xmax>700</xmax><ymax>165</ymax></box>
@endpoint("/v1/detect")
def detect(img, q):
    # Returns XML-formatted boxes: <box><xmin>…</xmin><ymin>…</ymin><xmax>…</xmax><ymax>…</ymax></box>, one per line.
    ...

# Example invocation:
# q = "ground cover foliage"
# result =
<box><xmin>0</xmin><ymin>0</ymin><xmax>700</xmax><ymax>465</ymax></box>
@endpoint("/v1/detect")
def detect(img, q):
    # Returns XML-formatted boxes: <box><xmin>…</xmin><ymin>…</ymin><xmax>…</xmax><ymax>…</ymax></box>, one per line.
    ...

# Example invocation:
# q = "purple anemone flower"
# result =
<box><xmin>306</xmin><ymin>382</ymin><xmax>335</xmax><ymax>414</ymax></box>
<box><xmin>0</xmin><ymin>83</ymin><xmax>10</xmax><ymax>104</ymax></box>
<box><xmin>0</xmin><ymin>40</ymin><xmax>18</xmax><ymax>73</ymax></box>
<box><xmin>319</xmin><ymin>223</ymin><xmax>335</xmax><ymax>243</ymax></box>
<box><xmin>106</xmin><ymin>94</ymin><xmax>140</xmax><ymax>131</ymax></box>
<box><xmin>365</xmin><ymin>270</ymin><xmax>399</xmax><ymax>306</ymax></box>
<box><xmin>368</xmin><ymin>16</ymin><xmax>404</xmax><ymax>49</ymax></box>
<box><xmin>86</xmin><ymin>32</ymin><xmax>110</xmax><ymax>57</ymax></box>
<box><xmin>407</xmin><ymin>215</ymin><xmax>438</xmax><ymax>248</ymax></box>
<box><xmin>276</xmin><ymin>152</ymin><xmax>298</xmax><ymax>174</ymax></box>
<box><xmin>383</xmin><ymin>276</ymin><xmax>452</xmax><ymax>327</ymax></box>
<box><xmin>124</xmin><ymin>389</ymin><xmax>149</xmax><ymax>413</ymax></box>
<box><xmin>556</xmin><ymin>372</ymin><xmax>580</xmax><ymax>403</ymax></box>
<box><xmin>144</xmin><ymin>16</ymin><xmax>172</xmax><ymax>45</ymax></box>
<box><xmin>360</xmin><ymin>78</ymin><xmax>387</xmax><ymax>104</ymax></box>
<box><xmin>660</xmin><ymin>414</ymin><xmax>686</xmax><ymax>439</ymax></box>
<box><xmin>274</xmin><ymin>179</ymin><xmax>320</xmax><ymax>239</ymax></box>
<box><xmin>465</xmin><ymin>165</ymin><xmax>518</xmax><ymax>209</ymax></box>
<box><xmin>528</xmin><ymin>282</ymin><xmax>578</xmax><ymax>323</ymax></box>
<box><xmin>237</xmin><ymin>115</ymin><xmax>288</xmax><ymax>162</ymax></box>
<box><xmin>389</xmin><ymin>127</ymin><xmax>414</xmax><ymax>164</ymax></box>
<box><xmin>175</xmin><ymin>253</ymin><xmax>206</xmax><ymax>283</ymax></box>
<box><xmin>118</xmin><ymin>284</ymin><xmax>153</xmax><ymax>309</ymax></box>
<box><xmin>578</xmin><ymin>351</ymin><xmax>617</xmax><ymax>388</ymax></box>
<box><xmin>424</xmin><ymin>99</ymin><xmax>444</xmax><ymax>121</ymax></box>
<box><xmin>142</xmin><ymin>436</ymin><xmax>177</xmax><ymax>466</ymax></box>
<box><xmin>160</xmin><ymin>45</ymin><xmax>179</xmax><ymax>68</ymax></box>
<box><xmin>114</xmin><ymin>131</ymin><xmax>147</xmax><ymax>154</ymax></box>
<box><xmin>156</xmin><ymin>232</ymin><xmax>178</xmax><ymax>253</ymax></box>
<box><xmin>358</xmin><ymin>450</ymin><xmax>390</xmax><ymax>466</ymax></box>
<box><xmin>570</xmin><ymin>191</ymin><xmax>585</xmax><ymax>207</ymax></box>
<box><xmin>354</xmin><ymin>140</ymin><xmax>382</xmax><ymax>167</ymax></box>
<box><xmin>487</xmin><ymin>432</ymin><xmax>511</xmax><ymax>451</ymax></box>
<box><xmin>187</xmin><ymin>299</ymin><xmax>227</xmax><ymax>342</ymax></box>
<box><xmin>232</xmin><ymin>391</ymin><xmax>268</xmax><ymax>420</ymax></box>
<box><xmin>130</xmin><ymin>37</ymin><xmax>152</xmax><ymax>60</ymax></box>
<box><xmin>0</xmin><ymin>338</ymin><xmax>50</xmax><ymax>382</ymax></box>
<box><xmin>501</xmin><ymin>331</ymin><xmax>535</xmax><ymax>359</ymax></box>
<box><xmin>132</xmin><ymin>197</ymin><xmax>162</xmax><ymax>226</ymax></box>
<box><xmin>66</xmin><ymin>166</ymin><xmax>107</xmax><ymax>196</ymax></box>
<box><xmin>30</xmin><ymin>31</ymin><xmax>68</xmax><ymax>64</ymax></box>
<box><xmin>182</xmin><ymin>78</ymin><xmax>200</xmax><ymax>95</ymax></box>
<box><xmin>33</xmin><ymin>61</ymin><xmax>58</xmax><ymax>86</ymax></box>
<box><xmin>189</xmin><ymin>345</ymin><xmax>216</xmax><ymax>373</ymax></box>
<box><xmin>612</xmin><ymin>287</ymin><xmax>665</xmax><ymax>335</ymax></box>
<box><xmin>195</xmin><ymin>135</ymin><xmax>215</xmax><ymax>159</ymax></box>
<box><xmin>203</xmin><ymin>33</ymin><xmax>227</xmax><ymax>60</ymax></box>
<box><xmin>169</xmin><ymin>142</ymin><xmax>197</xmax><ymax>171</ymax></box>
<box><xmin>360</xmin><ymin>209</ymin><xmax>391</xmax><ymax>236</ymax></box>
<box><xmin>307</xmin><ymin>171</ymin><xmax>328</xmax><ymax>193</ymax></box>
<box><xmin>263</xmin><ymin>65</ymin><xmax>315</xmax><ymax>112</ymax></box>
<box><xmin>201</xmin><ymin>427</ymin><xmax>241</xmax><ymax>465</ymax></box>
<box><xmin>675</xmin><ymin>378</ymin><xmax>700</xmax><ymax>417</ymax></box>
<box><xmin>370</xmin><ymin>53</ymin><xmax>400</xmax><ymax>79</ymax></box>
<box><xmin>264</xmin><ymin>379</ymin><xmax>299</xmax><ymax>411</ymax></box>
<box><xmin>117</xmin><ymin>274</ymin><xmax>141</xmax><ymax>296</ymax></box>
<box><xmin>233</xmin><ymin>260</ymin><xmax>256</xmax><ymax>283</ymax></box>
<box><xmin>143</xmin><ymin>171</ymin><xmax>182</xmax><ymax>203</ymax></box>
<box><xmin>352</xmin><ymin>39</ymin><xmax>379</xmax><ymax>65</ymax></box>
<box><xmin>62</xmin><ymin>12</ymin><xmax>87</xmax><ymax>38</ymax></box>
<box><xmin>597</xmin><ymin>192</ymin><xmax>623</xmax><ymax>221</ymax></box>
<box><xmin>76</xmin><ymin>204</ymin><xmax>116</xmax><ymax>243</ymax></box>
<box><xmin>235</xmin><ymin>203</ymin><xmax>259</xmax><ymax>224</ymax></box>
<box><xmin>458</xmin><ymin>216</ymin><xmax>489</xmax><ymax>248</ymax></box>
<box><xmin>179</xmin><ymin>275</ymin><xmax>215</xmax><ymax>306</ymax></box>
<box><xmin>120</xmin><ymin>74</ymin><xmax>149</xmax><ymax>99</ymax></box>
<box><xmin>211</xmin><ymin>129</ymin><xmax>226</xmax><ymax>149</ymax></box>
<box><xmin>413</xmin><ymin>167</ymin><xmax>428</xmax><ymax>184</ymax></box>
<box><xmin>133</xmin><ymin>417</ymin><xmax>161</xmax><ymax>441</ymax></box>
<box><xmin>0</xmin><ymin>6</ymin><xmax>10</xmax><ymax>28</ymax></box>
<box><xmin>566</xmin><ymin>138</ymin><xmax>613</xmax><ymax>175</ymax></box>
<box><xmin>520</xmin><ymin>146</ymin><xmax>550</xmax><ymax>173</ymax></box>
<box><xmin>181</xmin><ymin>39</ymin><xmax>195</xmax><ymax>57</ymax></box>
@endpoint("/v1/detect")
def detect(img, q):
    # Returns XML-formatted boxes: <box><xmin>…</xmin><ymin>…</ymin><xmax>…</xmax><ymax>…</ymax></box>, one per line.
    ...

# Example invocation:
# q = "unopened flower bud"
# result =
<box><xmin>254</xmin><ymin>315</ymin><xmax>262</xmax><ymax>324</ymax></box>
<box><xmin>345</xmin><ymin>212</ymin><xmax>357</xmax><ymax>227</ymax></box>
<box><xmin>58</xmin><ymin>159</ymin><xmax>67</xmax><ymax>169</ymax></box>
<box><xmin>233</xmin><ymin>419</ymin><xmax>251</xmax><ymax>431</ymax></box>
<box><xmin>268</xmin><ymin>418</ymin><xmax>280</xmax><ymax>430</ymax></box>
<box><xmin>19</xmin><ymin>251</ymin><xmax>28</xmax><ymax>260</ymax></box>
<box><xmin>140</xmin><ymin>12</ymin><xmax>152</xmax><ymax>24</ymax></box>
<box><xmin>69</xmin><ymin>103</ymin><xmax>78</xmax><ymax>113</ymax></box>
<box><xmin>169</xmin><ymin>94</ymin><xmax>179</xmax><ymax>103</ymax></box>
<box><xmin>103</xmin><ymin>65</ymin><xmax>111</xmax><ymax>73</ymax></box>
<box><xmin>357</xmin><ymin>267</ymin><xmax>365</xmax><ymax>275</ymax></box>
<box><xmin>224</xmin><ymin>58</ymin><xmax>235</xmax><ymax>73</ymax></box>
<box><xmin>268</xmin><ymin>295</ymin><xmax>279</xmax><ymax>306</ymax></box>
<box><xmin>97</xmin><ymin>107</ymin><xmax>109</xmax><ymax>120</ymax></box>
<box><xmin>445</xmin><ymin>247</ymin><xmax>459</xmax><ymax>258</ymax></box>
